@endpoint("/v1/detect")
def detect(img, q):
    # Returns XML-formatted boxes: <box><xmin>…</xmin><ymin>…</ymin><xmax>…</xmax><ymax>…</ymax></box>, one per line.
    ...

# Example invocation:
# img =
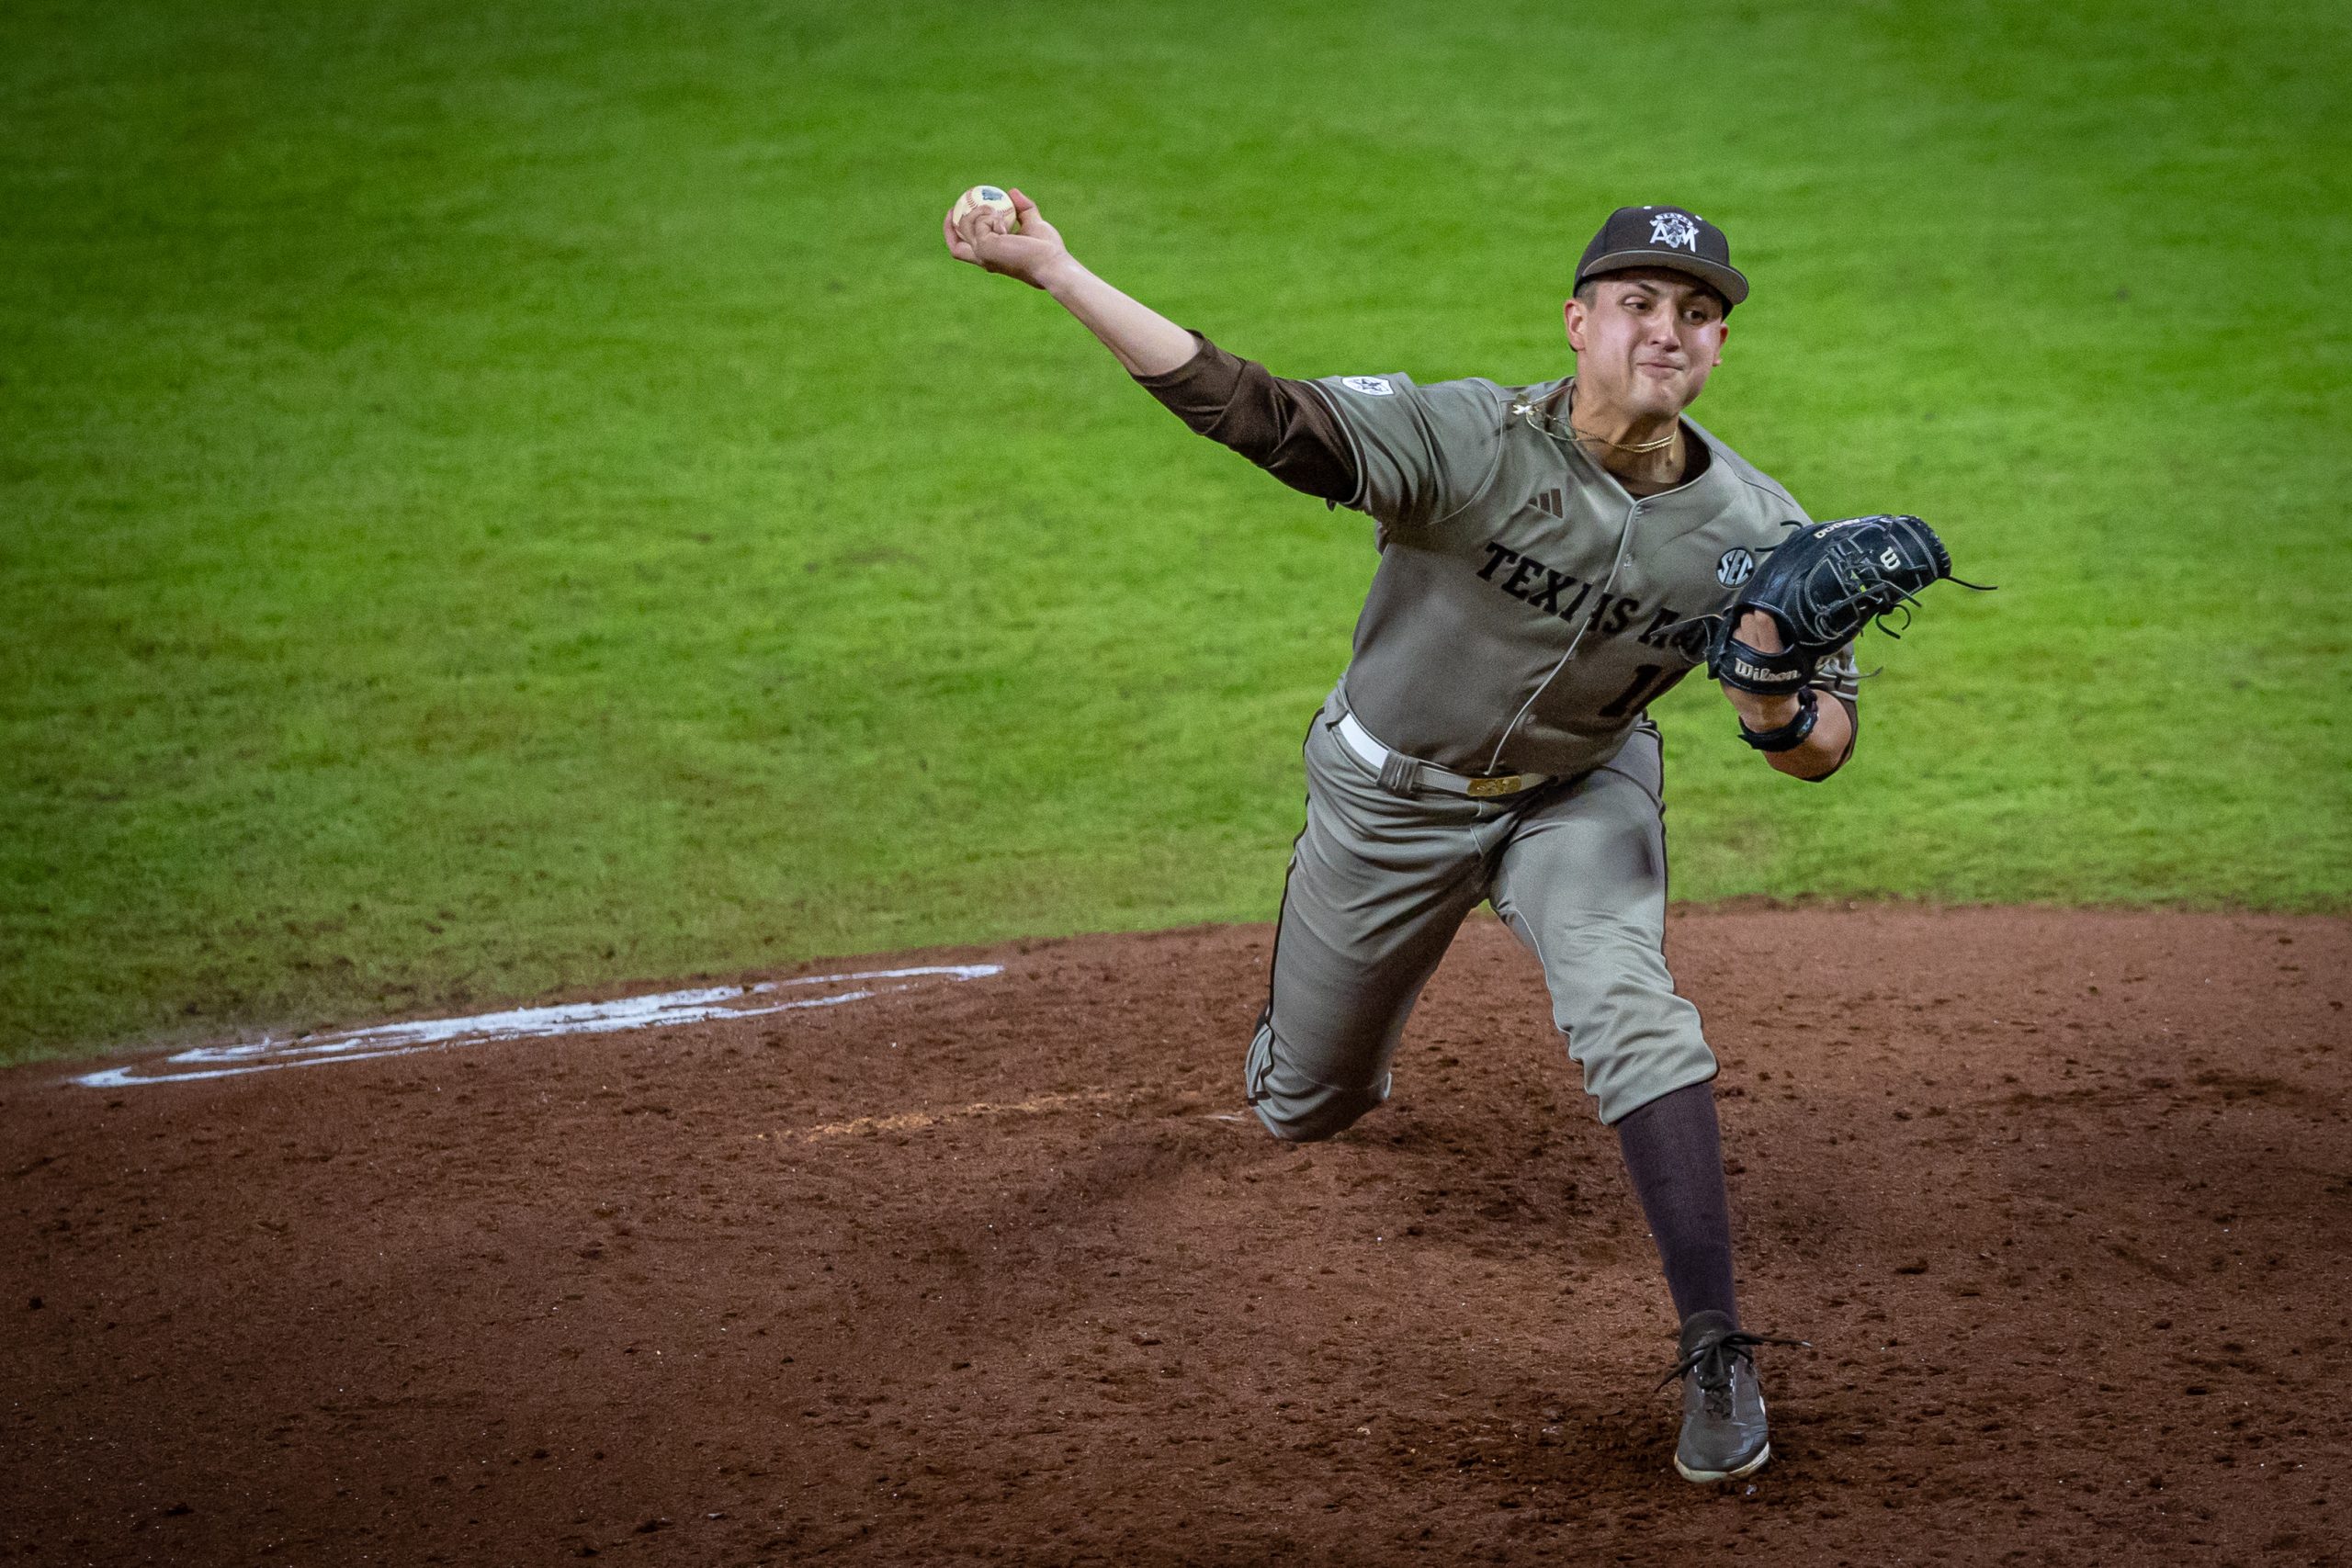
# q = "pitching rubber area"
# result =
<box><xmin>3</xmin><ymin>908</ymin><xmax>2346</xmax><ymax>1565</ymax></box>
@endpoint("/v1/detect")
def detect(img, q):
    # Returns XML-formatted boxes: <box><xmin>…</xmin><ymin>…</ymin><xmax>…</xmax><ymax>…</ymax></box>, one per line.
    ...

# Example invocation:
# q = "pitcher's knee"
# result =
<box><xmin>1585</xmin><ymin>1034</ymin><xmax>1718</xmax><ymax>1125</ymax></box>
<box><xmin>1250</xmin><ymin>1079</ymin><xmax>1389</xmax><ymax>1142</ymax></box>
<box><xmin>1245</xmin><ymin>1025</ymin><xmax>1391</xmax><ymax>1142</ymax></box>
<box><xmin>1250</xmin><ymin>1077</ymin><xmax>1388</xmax><ymax>1142</ymax></box>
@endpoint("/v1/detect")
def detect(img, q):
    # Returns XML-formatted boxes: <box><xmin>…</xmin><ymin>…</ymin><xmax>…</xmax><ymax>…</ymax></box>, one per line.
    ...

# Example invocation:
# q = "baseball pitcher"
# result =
<box><xmin>945</xmin><ymin>190</ymin><xmax>1972</xmax><ymax>1483</ymax></box>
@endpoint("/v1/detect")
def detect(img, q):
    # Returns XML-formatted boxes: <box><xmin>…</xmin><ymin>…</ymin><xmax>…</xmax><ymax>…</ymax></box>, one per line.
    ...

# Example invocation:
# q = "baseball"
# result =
<box><xmin>951</xmin><ymin>184</ymin><xmax>1018</xmax><ymax>233</ymax></box>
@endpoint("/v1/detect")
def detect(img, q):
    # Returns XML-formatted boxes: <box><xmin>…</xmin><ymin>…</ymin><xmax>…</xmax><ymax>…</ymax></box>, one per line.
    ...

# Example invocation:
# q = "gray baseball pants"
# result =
<box><xmin>1245</xmin><ymin>691</ymin><xmax>1717</xmax><ymax>1137</ymax></box>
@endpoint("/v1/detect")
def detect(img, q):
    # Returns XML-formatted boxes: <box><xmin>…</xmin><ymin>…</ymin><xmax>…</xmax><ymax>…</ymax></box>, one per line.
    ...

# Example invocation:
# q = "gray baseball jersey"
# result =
<box><xmin>1303</xmin><ymin>372</ymin><xmax>1860</xmax><ymax>779</ymax></box>
<box><xmin>1128</xmin><ymin>335</ymin><xmax>1860</xmax><ymax>1131</ymax></box>
<box><xmin>1238</xmin><ymin>371</ymin><xmax>1859</xmax><ymax>1132</ymax></box>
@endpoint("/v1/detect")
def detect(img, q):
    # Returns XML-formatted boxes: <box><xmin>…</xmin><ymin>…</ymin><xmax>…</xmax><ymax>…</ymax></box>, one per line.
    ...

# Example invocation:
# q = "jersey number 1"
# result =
<box><xmin>1597</xmin><ymin>664</ymin><xmax>1674</xmax><ymax>720</ymax></box>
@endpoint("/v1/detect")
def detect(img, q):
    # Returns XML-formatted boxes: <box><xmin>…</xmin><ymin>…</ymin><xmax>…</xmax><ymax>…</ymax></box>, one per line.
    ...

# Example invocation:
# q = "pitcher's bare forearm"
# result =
<box><xmin>1035</xmin><ymin>257</ymin><xmax>1351</xmax><ymax>497</ymax></box>
<box><xmin>1724</xmin><ymin>685</ymin><xmax>1857</xmax><ymax>780</ymax></box>
<box><xmin>942</xmin><ymin>186</ymin><xmax>1193</xmax><ymax>376</ymax></box>
<box><xmin>1722</xmin><ymin>611</ymin><xmax>1859</xmax><ymax>780</ymax></box>
<box><xmin>942</xmin><ymin>186</ymin><xmax>1353</xmax><ymax>500</ymax></box>
<box><xmin>1035</xmin><ymin>259</ymin><xmax>1197</xmax><ymax>378</ymax></box>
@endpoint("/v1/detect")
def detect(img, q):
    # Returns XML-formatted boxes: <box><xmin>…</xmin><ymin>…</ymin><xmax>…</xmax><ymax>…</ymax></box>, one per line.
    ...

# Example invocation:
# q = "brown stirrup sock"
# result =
<box><xmin>1613</xmin><ymin>1081</ymin><xmax>1739</xmax><ymax>1326</ymax></box>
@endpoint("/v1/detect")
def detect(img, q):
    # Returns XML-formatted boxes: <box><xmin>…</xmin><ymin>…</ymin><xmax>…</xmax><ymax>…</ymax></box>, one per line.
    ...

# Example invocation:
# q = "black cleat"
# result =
<box><xmin>1658</xmin><ymin>1310</ymin><xmax>1809</xmax><ymax>1483</ymax></box>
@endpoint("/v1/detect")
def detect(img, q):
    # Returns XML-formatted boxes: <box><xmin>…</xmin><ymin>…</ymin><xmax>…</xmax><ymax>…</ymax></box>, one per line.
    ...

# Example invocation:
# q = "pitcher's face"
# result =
<box><xmin>1565</xmin><ymin>268</ymin><xmax>1730</xmax><ymax>420</ymax></box>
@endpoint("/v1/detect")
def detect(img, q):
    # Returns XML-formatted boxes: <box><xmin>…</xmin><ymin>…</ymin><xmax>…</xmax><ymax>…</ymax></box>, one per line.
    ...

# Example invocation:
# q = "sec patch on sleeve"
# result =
<box><xmin>1340</xmin><ymin>376</ymin><xmax>1396</xmax><ymax>396</ymax></box>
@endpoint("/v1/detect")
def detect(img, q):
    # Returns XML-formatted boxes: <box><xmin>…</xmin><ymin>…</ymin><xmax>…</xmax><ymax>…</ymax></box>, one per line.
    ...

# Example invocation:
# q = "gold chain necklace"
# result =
<box><xmin>1510</xmin><ymin>388</ymin><xmax>1677</xmax><ymax>454</ymax></box>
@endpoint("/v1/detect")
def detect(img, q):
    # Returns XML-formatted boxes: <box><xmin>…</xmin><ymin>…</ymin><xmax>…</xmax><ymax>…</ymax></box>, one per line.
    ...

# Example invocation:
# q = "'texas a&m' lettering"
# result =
<box><xmin>1475</xmin><ymin>541</ymin><xmax>1708</xmax><ymax>657</ymax></box>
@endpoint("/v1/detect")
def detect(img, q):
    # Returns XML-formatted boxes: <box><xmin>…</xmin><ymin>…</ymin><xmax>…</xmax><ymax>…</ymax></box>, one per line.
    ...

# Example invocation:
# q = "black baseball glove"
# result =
<box><xmin>1704</xmin><ymin>513</ymin><xmax>1989</xmax><ymax>695</ymax></box>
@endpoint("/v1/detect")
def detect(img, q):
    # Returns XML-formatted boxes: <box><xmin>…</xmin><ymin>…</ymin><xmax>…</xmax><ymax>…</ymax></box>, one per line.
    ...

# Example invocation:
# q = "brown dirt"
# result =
<box><xmin>3</xmin><ymin>907</ymin><xmax>2348</xmax><ymax>1567</ymax></box>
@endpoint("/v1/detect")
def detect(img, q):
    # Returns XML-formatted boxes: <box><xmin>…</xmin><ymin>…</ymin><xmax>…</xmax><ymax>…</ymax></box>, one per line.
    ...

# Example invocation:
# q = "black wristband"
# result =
<box><xmin>1736</xmin><ymin>686</ymin><xmax>1819</xmax><ymax>753</ymax></box>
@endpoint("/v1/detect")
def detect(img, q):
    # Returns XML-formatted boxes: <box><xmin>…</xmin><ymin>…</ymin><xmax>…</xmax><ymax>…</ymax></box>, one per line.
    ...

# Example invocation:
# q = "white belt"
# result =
<box><xmin>1336</xmin><ymin>712</ymin><xmax>1550</xmax><ymax>799</ymax></box>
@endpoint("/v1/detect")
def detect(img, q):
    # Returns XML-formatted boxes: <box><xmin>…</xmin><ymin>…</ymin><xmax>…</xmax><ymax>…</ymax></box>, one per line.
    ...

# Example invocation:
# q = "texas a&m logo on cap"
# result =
<box><xmin>1575</xmin><ymin>204</ymin><xmax>1750</xmax><ymax>307</ymax></box>
<box><xmin>1649</xmin><ymin>210</ymin><xmax>1702</xmax><ymax>252</ymax></box>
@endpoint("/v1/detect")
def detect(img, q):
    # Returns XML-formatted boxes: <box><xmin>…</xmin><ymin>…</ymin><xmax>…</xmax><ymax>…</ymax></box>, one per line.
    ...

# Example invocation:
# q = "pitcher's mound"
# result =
<box><xmin>3</xmin><ymin>907</ymin><xmax>2346</xmax><ymax>1565</ymax></box>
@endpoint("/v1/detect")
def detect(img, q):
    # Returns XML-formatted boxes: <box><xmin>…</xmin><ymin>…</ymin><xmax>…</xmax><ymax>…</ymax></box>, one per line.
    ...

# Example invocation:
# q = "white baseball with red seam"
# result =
<box><xmin>951</xmin><ymin>184</ymin><xmax>1018</xmax><ymax>233</ymax></box>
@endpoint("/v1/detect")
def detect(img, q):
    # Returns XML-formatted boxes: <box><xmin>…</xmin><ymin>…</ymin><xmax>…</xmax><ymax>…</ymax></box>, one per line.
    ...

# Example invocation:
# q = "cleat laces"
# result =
<box><xmin>1658</xmin><ymin>1327</ymin><xmax>1812</xmax><ymax>1416</ymax></box>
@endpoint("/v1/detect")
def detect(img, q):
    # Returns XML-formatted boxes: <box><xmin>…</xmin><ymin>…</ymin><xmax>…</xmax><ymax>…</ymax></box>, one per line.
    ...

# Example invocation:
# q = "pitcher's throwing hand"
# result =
<box><xmin>943</xmin><ymin>186</ymin><xmax>1071</xmax><ymax>292</ymax></box>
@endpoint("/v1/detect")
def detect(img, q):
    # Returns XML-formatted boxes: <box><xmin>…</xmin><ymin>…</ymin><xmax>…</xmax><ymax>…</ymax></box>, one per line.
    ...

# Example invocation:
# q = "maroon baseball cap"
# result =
<box><xmin>1574</xmin><ymin>205</ymin><xmax>1749</xmax><ymax>308</ymax></box>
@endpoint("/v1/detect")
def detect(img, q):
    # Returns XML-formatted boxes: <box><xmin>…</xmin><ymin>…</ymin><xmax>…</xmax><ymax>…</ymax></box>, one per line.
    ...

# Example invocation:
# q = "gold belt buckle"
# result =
<box><xmin>1466</xmin><ymin>773</ymin><xmax>1527</xmax><ymax>799</ymax></box>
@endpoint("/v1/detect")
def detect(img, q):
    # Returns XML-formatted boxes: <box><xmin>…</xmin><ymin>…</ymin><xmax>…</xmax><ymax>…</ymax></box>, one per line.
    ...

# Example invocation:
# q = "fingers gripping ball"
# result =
<box><xmin>951</xmin><ymin>184</ymin><xmax>1018</xmax><ymax>235</ymax></box>
<box><xmin>1705</xmin><ymin>514</ymin><xmax>1991</xmax><ymax>694</ymax></box>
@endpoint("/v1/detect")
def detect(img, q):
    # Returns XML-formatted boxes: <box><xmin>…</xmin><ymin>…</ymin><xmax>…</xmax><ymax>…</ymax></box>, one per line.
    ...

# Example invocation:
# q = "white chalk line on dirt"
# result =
<box><xmin>70</xmin><ymin>964</ymin><xmax>1005</xmax><ymax>1089</ymax></box>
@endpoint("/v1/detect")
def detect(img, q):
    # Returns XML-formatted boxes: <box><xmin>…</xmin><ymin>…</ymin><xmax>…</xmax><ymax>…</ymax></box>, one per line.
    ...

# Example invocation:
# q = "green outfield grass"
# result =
<box><xmin>4</xmin><ymin>0</ymin><xmax>2346</xmax><ymax>1062</ymax></box>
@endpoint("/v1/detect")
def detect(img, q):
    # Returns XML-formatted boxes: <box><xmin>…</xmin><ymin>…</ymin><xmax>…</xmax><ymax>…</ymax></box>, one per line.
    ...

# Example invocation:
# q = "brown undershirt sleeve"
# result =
<box><xmin>1131</xmin><ymin>331</ymin><xmax>1357</xmax><ymax>504</ymax></box>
